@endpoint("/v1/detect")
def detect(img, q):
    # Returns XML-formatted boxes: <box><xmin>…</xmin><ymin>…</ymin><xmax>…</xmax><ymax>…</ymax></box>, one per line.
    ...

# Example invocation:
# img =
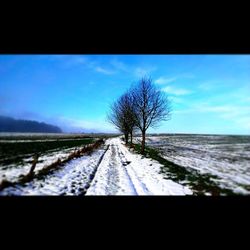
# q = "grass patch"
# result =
<box><xmin>133</xmin><ymin>143</ymin><xmax>235</xmax><ymax>195</ymax></box>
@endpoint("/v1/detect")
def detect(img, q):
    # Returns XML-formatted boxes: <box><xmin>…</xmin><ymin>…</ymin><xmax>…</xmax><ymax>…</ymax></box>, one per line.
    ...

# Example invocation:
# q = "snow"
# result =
<box><xmin>141</xmin><ymin>135</ymin><xmax>250</xmax><ymax>194</ymax></box>
<box><xmin>86</xmin><ymin>138</ymin><xmax>192</xmax><ymax>195</ymax></box>
<box><xmin>0</xmin><ymin>138</ymin><xmax>192</xmax><ymax>196</ymax></box>
<box><xmin>0</xmin><ymin>147</ymin><xmax>84</xmax><ymax>183</ymax></box>
<box><xmin>1</xmin><ymin>148</ymin><xmax>106</xmax><ymax>195</ymax></box>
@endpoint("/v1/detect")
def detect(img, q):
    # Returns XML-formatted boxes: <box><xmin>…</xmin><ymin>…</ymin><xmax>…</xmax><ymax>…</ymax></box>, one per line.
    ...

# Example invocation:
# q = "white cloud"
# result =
<box><xmin>73</xmin><ymin>56</ymin><xmax>88</xmax><ymax>64</ymax></box>
<box><xmin>45</xmin><ymin>55</ymin><xmax>116</xmax><ymax>76</ymax></box>
<box><xmin>155</xmin><ymin>77</ymin><xmax>177</xmax><ymax>84</ymax></box>
<box><xmin>199</xmin><ymin>105</ymin><xmax>233</xmax><ymax>113</ymax></box>
<box><xmin>175</xmin><ymin>102</ymin><xmax>250</xmax><ymax>134</ymax></box>
<box><xmin>95</xmin><ymin>66</ymin><xmax>115</xmax><ymax>75</ymax></box>
<box><xmin>168</xmin><ymin>96</ymin><xmax>184</xmax><ymax>104</ymax></box>
<box><xmin>47</xmin><ymin>55</ymin><xmax>88</xmax><ymax>66</ymax></box>
<box><xmin>180</xmin><ymin>104</ymin><xmax>244</xmax><ymax>114</ymax></box>
<box><xmin>178</xmin><ymin>73</ymin><xmax>196</xmax><ymax>79</ymax></box>
<box><xmin>134</xmin><ymin>66</ymin><xmax>156</xmax><ymax>77</ymax></box>
<box><xmin>110</xmin><ymin>59</ymin><xmax>129</xmax><ymax>72</ymax></box>
<box><xmin>111</xmin><ymin>59</ymin><xmax>159</xmax><ymax>78</ymax></box>
<box><xmin>175</xmin><ymin>103</ymin><xmax>250</xmax><ymax>132</ymax></box>
<box><xmin>155</xmin><ymin>73</ymin><xmax>195</xmax><ymax>85</ymax></box>
<box><xmin>198</xmin><ymin>80</ymin><xmax>223</xmax><ymax>91</ymax></box>
<box><xmin>193</xmin><ymin>104</ymin><xmax>250</xmax><ymax>117</ymax></box>
<box><xmin>162</xmin><ymin>86</ymin><xmax>192</xmax><ymax>96</ymax></box>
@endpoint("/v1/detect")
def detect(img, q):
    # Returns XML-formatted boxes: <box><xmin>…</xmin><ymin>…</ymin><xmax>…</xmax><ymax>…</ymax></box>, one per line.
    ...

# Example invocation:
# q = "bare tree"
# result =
<box><xmin>107</xmin><ymin>91</ymin><xmax>138</xmax><ymax>145</ymax></box>
<box><xmin>131</xmin><ymin>77</ymin><xmax>171</xmax><ymax>153</ymax></box>
<box><xmin>119</xmin><ymin>91</ymin><xmax>138</xmax><ymax>144</ymax></box>
<box><xmin>107</xmin><ymin>98</ymin><xmax>130</xmax><ymax>144</ymax></box>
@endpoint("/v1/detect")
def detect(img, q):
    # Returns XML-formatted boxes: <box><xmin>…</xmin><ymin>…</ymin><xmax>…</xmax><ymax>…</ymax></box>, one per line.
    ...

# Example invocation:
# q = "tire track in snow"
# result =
<box><xmin>104</xmin><ymin>145</ymin><xmax>121</xmax><ymax>195</ymax></box>
<box><xmin>86</xmin><ymin>139</ymin><xmax>153</xmax><ymax>195</ymax></box>
<box><xmin>86</xmin><ymin>141</ymin><xmax>138</xmax><ymax>195</ymax></box>
<box><xmin>80</xmin><ymin>144</ymin><xmax>110</xmax><ymax>195</ymax></box>
<box><xmin>117</xmin><ymin>147</ymin><xmax>153</xmax><ymax>195</ymax></box>
<box><xmin>0</xmin><ymin>145</ymin><xmax>109</xmax><ymax>196</ymax></box>
<box><xmin>113</xmin><ymin>144</ymin><xmax>138</xmax><ymax>195</ymax></box>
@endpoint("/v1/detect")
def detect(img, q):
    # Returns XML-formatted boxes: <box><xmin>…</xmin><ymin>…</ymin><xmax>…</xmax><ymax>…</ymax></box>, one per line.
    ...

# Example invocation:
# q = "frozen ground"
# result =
<box><xmin>0</xmin><ymin>148</ymin><xmax>106</xmax><ymax>195</ymax></box>
<box><xmin>0</xmin><ymin>146</ymin><xmax>92</xmax><ymax>183</ymax></box>
<box><xmin>141</xmin><ymin>135</ymin><xmax>250</xmax><ymax>194</ymax></box>
<box><xmin>0</xmin><ymin>138</ymin><xmax>192</xmax><ymax>196</ymax></box>
<box><xmin>86</xmin><ymin>138</ymin><xmax>191</xmax><ymax>195</ymax></box>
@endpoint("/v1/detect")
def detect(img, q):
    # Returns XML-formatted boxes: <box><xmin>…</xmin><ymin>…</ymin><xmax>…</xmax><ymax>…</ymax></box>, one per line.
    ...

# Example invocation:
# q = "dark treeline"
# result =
<box><xmin>107</xmin><ymin>77</ymin><xmax>171</xmax><ymax>153</ymax></box>
<box><xmin>0</xmin><ymin>116</ymin><xmax>62</xmax><ymax>133</ymax></box>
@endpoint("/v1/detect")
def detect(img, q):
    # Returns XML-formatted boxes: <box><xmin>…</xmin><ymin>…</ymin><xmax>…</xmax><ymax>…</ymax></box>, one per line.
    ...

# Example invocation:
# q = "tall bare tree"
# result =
<box><xmin>107</xmin><ymin>91</ymin><xmax>137</xmax><ymax>144</ymax></box>
<box><xmin>119</xmin><ymin>91</ymin><xmax>137</xmax><ymax>144</ymax></box>
<box><xmin>107</xmin><ymin>98</ymin><xmax>130</xmax><ymax>144</ymax></box>
<box><xmin>131</xmin><ymin>77</ymin><xmax>171</xmax><ymax>153</ymax></box>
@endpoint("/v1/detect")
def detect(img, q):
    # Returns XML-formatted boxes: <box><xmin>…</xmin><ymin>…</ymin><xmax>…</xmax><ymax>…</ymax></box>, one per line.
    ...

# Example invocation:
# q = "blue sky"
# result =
<box><xmin>0</xmin><ymin>55</ymin><xmax>249</xmax><ymax>134</ymax></box>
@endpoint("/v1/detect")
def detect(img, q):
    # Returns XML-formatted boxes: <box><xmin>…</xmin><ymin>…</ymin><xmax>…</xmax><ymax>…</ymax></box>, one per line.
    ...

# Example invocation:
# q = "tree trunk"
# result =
<box><xmin>141</xmin><ymin>131</ymin><xmax>146</xmax><ymax>154</ymax></box>
<box><xmin>125</xmin><ymin>133</ymin><xmax>129</xmax><ymax>144</ymax></box>
<box><xmin>130</xmin><ymin>131</ymin><xmax>133</xmax><ymax>145</ymax></box>
<box><xmin>28</xmin><ymin>154</ymin><xmax>39</xmax><ymax>176</ymax></box>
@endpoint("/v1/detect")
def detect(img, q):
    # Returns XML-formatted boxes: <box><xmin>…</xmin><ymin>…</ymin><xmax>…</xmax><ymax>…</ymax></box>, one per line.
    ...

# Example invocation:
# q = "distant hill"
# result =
<box><xmin>0</xmin><ymin>116</ymin><xmax>62</xmax><ymax>133</ymax></box>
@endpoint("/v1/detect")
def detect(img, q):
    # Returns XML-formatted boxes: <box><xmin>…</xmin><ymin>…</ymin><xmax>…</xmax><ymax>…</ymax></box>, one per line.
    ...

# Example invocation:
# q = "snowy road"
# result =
<box><xmin>86</xmin><ymin>138</ymin><xmax>192</xmax><ymax>195</ymax></box>
<box><xmin>0</xmin><ymin>138</ymin><xmax>192</xmax><ymax>195</ymax></box>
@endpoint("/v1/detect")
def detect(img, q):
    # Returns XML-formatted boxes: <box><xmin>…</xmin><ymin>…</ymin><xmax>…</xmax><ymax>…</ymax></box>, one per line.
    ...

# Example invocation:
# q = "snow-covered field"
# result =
<box><xmin>0</xmin><ymin>138</ymin><xmax>192</xmax><ymax>195</ymax></box>
<box><xmin>141</xmin><ymin>134</ymin><xmax>250</xmax><ymax>194</ymax></box>
<box><xmin>0</xmin><ymin>146</ymin><xmax>85</xmax><ymax>183</ymax></box>
<box><xmin>0</xmin><ymin>148</ymin><xmax>106</xmax><ymax>195</ymax></box>
<box><xmin>0</xmin><ymin>135</ymin><xmax>94</xmax><ymax>183</ymax></box>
